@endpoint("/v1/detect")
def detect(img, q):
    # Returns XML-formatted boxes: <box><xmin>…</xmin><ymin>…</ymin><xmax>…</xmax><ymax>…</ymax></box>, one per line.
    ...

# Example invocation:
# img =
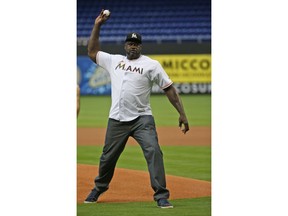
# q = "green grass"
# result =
<box><xmin>151</xmin><ymin>95</ymin><xmax>211</xmax><ymax>127</ymax></box>
<box><xmin>77</xmin><ymin>197</ymin><xmax>211</xmax><ymax>216</ymax></box>
<box><xmin>77</xmin><ymin>95</ymin><xmax>211</xmax><ymax>127</ymax></box>
<box><xmin>77</xmin><ymin>145</ymin><xmax>211</xmax><ymax>181</ymax></box>
<box><xmin>77</xmin><ymin>96</ymin><xmax>111</xmax><ymax>127</ymax></box>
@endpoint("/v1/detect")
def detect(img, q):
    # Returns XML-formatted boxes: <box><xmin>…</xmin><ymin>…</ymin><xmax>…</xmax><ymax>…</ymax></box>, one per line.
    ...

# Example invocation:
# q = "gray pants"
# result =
<box><xmin>94</xmin><ymin>115</ymin><xmax>170</xmax><ymax>201</ymax></box>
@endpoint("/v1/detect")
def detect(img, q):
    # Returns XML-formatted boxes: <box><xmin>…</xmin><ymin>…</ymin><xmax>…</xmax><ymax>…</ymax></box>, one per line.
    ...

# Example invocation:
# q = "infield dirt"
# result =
<box><xmin>77</xmin><ymin>126</ymin><xmax>211</xmax><ymax>146</ymax></box>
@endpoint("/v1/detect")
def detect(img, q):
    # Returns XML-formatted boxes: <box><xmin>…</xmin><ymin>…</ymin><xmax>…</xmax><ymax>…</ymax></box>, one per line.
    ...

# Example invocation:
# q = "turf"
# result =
<box><xmin>77</xmin><ymin>145</ymin><xmax>211</xmax><ymax>181</ymax></box>
<box><xmin>77</xmin><ymin>95</ymin><xmax>211</xmax><ymax>127</ymax></box>
<box><xmin>77</xmin><ymin>197</ymin><xmax>211</xmax><ymax>216</ymax></box>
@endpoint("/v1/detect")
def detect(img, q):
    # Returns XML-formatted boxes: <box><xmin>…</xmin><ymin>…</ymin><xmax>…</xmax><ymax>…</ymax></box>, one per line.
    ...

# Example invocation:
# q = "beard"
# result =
<box><xmin>127</xmin><ymin>50</ymin><xmax>140</xmax><ymax>59</ymax></box>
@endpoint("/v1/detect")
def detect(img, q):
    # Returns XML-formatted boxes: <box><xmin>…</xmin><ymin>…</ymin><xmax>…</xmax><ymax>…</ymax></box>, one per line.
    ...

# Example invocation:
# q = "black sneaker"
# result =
<box><xmin>84</xmin><ymin>188</ymin><xmax>105</xmax><ymax>203</ymax></box>
<box><xmin>157</xmin><ymin>199</ymin><xmax>174</xmax><ymax>208</ymax></box>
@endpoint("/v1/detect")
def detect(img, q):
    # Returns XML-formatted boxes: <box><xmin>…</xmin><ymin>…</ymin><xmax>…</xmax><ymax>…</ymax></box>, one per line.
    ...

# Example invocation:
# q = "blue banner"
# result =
<box><xmin>77</xmin><ymin>56</ymin><xmax>111</xmax><ymax>95</ymax></box>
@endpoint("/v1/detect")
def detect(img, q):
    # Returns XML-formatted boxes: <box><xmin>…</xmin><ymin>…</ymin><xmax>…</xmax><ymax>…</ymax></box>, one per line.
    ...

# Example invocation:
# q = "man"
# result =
<box><xmin>84</xmin><ymin>9</ymin><xmax>189</xmax><ymax>208</ymax></box>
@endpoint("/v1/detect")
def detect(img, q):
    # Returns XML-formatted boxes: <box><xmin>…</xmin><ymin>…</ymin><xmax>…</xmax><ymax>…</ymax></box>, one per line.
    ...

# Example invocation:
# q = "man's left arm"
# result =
<box><xmin>163</xmin><ymin>85</ymin><xmax>189</xmax><ymax>134</ymax></box>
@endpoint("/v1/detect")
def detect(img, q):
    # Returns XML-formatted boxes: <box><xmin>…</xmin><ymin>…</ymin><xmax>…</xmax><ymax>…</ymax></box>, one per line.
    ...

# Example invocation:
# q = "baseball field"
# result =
<box><xmin>77</xmin><ymin>94</ymin><xmax>211</xmax><ymax>215</ymax></box>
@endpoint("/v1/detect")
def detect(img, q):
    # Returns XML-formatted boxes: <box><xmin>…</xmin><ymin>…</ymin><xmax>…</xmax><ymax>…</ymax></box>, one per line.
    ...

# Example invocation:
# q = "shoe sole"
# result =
<box><xmin>83</xmin><ymin>200</ymin><xmax>97</xmax><ymax>203</ymax></box>
<box><xmin>158</xmin><ymin>205</ymin><xmax>174</xmax><ymax>209</ymax></box>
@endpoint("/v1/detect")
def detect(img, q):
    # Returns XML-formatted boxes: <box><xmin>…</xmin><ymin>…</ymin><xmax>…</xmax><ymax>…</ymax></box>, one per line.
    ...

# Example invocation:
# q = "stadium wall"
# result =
<box><xmin>77</xmin><ymin>42</ymin><xmax>211</xmax><ymax>95</ymax></box>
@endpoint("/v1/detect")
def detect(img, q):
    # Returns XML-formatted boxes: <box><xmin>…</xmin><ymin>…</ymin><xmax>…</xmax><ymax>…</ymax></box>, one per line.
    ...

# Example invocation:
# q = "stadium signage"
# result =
<box><xmin>148</xmin><ymin>54</ymin><xmax>211</xmax><ymax>83</ymax></box>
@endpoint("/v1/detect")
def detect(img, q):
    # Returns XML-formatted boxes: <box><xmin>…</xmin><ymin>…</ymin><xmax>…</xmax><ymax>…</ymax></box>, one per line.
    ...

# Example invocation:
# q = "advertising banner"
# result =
<box><xmin>152</xmin><ymin>83</ymin><xmax>211</xmax><ymax>94</ymax></box>
<box><xmin>77</xmin><ymin>55</ymin><xmax>211</xmax><ymax>95</ymax></box>
<box><xmin>77</xmin><ymin>56</ymin><xmax>111</xmax><ymax>95</ymax></box>
<box><xmin>148</xmin><ymin>54</ymin><xmax>211</xmax><ymax>83</ymax></box>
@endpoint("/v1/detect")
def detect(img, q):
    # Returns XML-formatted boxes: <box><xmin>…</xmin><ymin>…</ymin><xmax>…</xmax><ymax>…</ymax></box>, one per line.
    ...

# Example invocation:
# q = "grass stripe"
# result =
<box><xmin>77</xmin><ymin>197</ymin><xmax>211</xmax><ymax>216</ymax></box>
<box><xmin>77</xmin><ymin>145</ymin><xmax>211</xmax><ymax>181</ymax></box>
<box><xmin>77</xmin><ymin>95</ymin><xmax>211</xmax><ymax>127</ymax></box>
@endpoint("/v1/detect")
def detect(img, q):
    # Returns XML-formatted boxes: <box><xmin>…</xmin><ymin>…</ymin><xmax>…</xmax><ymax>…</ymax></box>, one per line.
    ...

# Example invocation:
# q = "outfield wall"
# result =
<box><xmin>77</xmin><ymin>42</ymin><xmax>211</xmax><ymax>95</ymax></box>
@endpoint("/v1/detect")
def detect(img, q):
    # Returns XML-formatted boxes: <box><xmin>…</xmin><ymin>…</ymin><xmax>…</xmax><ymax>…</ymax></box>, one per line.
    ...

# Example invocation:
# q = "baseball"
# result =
<box><xmin>103</xmin><ymin>9</ymin><xmax>110</xmax><ymax>16</ymax></box>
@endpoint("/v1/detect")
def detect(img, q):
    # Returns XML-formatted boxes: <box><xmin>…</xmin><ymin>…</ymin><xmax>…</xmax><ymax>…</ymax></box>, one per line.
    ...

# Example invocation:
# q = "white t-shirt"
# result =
<box><xmin>96</xmin><ymin>51</ymin><xmax>173</xmax><ymax>122</ymax></box>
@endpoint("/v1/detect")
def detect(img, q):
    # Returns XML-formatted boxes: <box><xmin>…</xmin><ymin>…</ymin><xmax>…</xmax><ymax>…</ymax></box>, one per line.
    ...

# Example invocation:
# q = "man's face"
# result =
<box><xmin>124</xmin><ymin>41</ymin><xmax>142</xmax><ymax>60</ymax></box>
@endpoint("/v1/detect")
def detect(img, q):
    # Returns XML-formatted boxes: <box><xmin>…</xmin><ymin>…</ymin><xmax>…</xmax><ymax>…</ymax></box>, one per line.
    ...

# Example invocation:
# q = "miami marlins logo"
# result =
<box><xmin>115</xmin><ymin>61</ymin><xmax>143</xmax><ymax>75</ymax></box>
<box><xmin>131</xmin><ymin>33</ymin><xmax>137</xmax><ymax>38</ymax></box>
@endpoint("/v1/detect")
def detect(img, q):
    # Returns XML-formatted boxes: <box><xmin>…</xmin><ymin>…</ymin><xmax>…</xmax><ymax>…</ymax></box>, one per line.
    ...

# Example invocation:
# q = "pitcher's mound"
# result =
<box><xmin>77</xmin><ymin>164</ymin><xmax>211</xmax><ymax>203</ymax></box>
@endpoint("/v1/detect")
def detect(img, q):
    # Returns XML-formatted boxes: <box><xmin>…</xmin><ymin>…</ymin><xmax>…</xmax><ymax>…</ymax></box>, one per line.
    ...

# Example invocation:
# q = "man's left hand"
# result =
<box><xmin>179</xmin><ymin>116</ymin><xmax>189</xmax><ymax>134</ymax></box>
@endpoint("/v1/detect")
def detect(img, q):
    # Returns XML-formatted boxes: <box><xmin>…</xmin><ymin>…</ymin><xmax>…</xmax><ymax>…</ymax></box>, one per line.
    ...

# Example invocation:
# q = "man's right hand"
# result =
<box><xmin>95</xmin><ymin>9</ymin><xmax>111</xmax><ymax>25</ymax></box>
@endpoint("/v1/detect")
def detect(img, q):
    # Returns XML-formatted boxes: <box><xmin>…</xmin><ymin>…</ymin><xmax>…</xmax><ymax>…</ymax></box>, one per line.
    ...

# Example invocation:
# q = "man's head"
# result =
<box><xmin>124</xmin><ymin>32</ymin><xmax>142</xmax><ymax>60</ymax></box>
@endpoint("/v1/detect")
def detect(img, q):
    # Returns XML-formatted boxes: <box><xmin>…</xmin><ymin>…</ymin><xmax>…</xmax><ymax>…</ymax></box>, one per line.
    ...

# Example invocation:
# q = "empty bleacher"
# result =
<box><xmin>77</xmin><ymin>0</ymin><xmax>211</xmax><ymax>44</ymax></box>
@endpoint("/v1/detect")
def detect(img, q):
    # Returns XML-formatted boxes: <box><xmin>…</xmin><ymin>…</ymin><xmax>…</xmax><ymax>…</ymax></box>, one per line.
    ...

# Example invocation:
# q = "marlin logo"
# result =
<box><xmin>132</xmin><ymin>33</ymin><xmax>137</xmax><ymax>38</ymax></box>
<box><xmin>116</xmin><ymin>61</ymin><xmax>125</xmax><ymax>70</ymax></box>
<box><xmin>115</xmin><ymin>61</ymin><xmax>143</xmax><ymax>74</ymax></box>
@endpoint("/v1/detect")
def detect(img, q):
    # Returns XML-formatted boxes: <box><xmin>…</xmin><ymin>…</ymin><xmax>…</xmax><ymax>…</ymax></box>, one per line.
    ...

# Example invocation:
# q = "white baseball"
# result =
<box><xmin>103</xmin><ymin>10</ymin><xmax>110</xmax><ymax>16</ymax></box>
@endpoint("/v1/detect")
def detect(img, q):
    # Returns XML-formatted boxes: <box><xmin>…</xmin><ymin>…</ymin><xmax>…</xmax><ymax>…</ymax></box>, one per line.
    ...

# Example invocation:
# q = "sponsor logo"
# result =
<box><xmin>152</xmin><ymin>83</ymin><xmax>211</xmax><ymax>94</ymax></box>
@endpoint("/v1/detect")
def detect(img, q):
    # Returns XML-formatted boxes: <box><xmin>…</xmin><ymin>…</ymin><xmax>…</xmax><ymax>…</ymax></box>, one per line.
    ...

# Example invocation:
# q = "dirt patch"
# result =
<box><xmin>77</xmin><ymin>164</ymin><xmax>211</xmax><ymax>203</ymax></box>
<box><xmin>77</xmin><ymin>126</ymin><xmax>211</xmax><ymax>146</ymax></box>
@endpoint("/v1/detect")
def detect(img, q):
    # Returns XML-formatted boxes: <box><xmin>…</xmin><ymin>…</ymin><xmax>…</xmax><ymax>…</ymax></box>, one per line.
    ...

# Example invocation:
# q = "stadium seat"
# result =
<box><xmin>77</xmin><ymin>0</ymin><xmax>211</xmax><ymax>43</ymax></box>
